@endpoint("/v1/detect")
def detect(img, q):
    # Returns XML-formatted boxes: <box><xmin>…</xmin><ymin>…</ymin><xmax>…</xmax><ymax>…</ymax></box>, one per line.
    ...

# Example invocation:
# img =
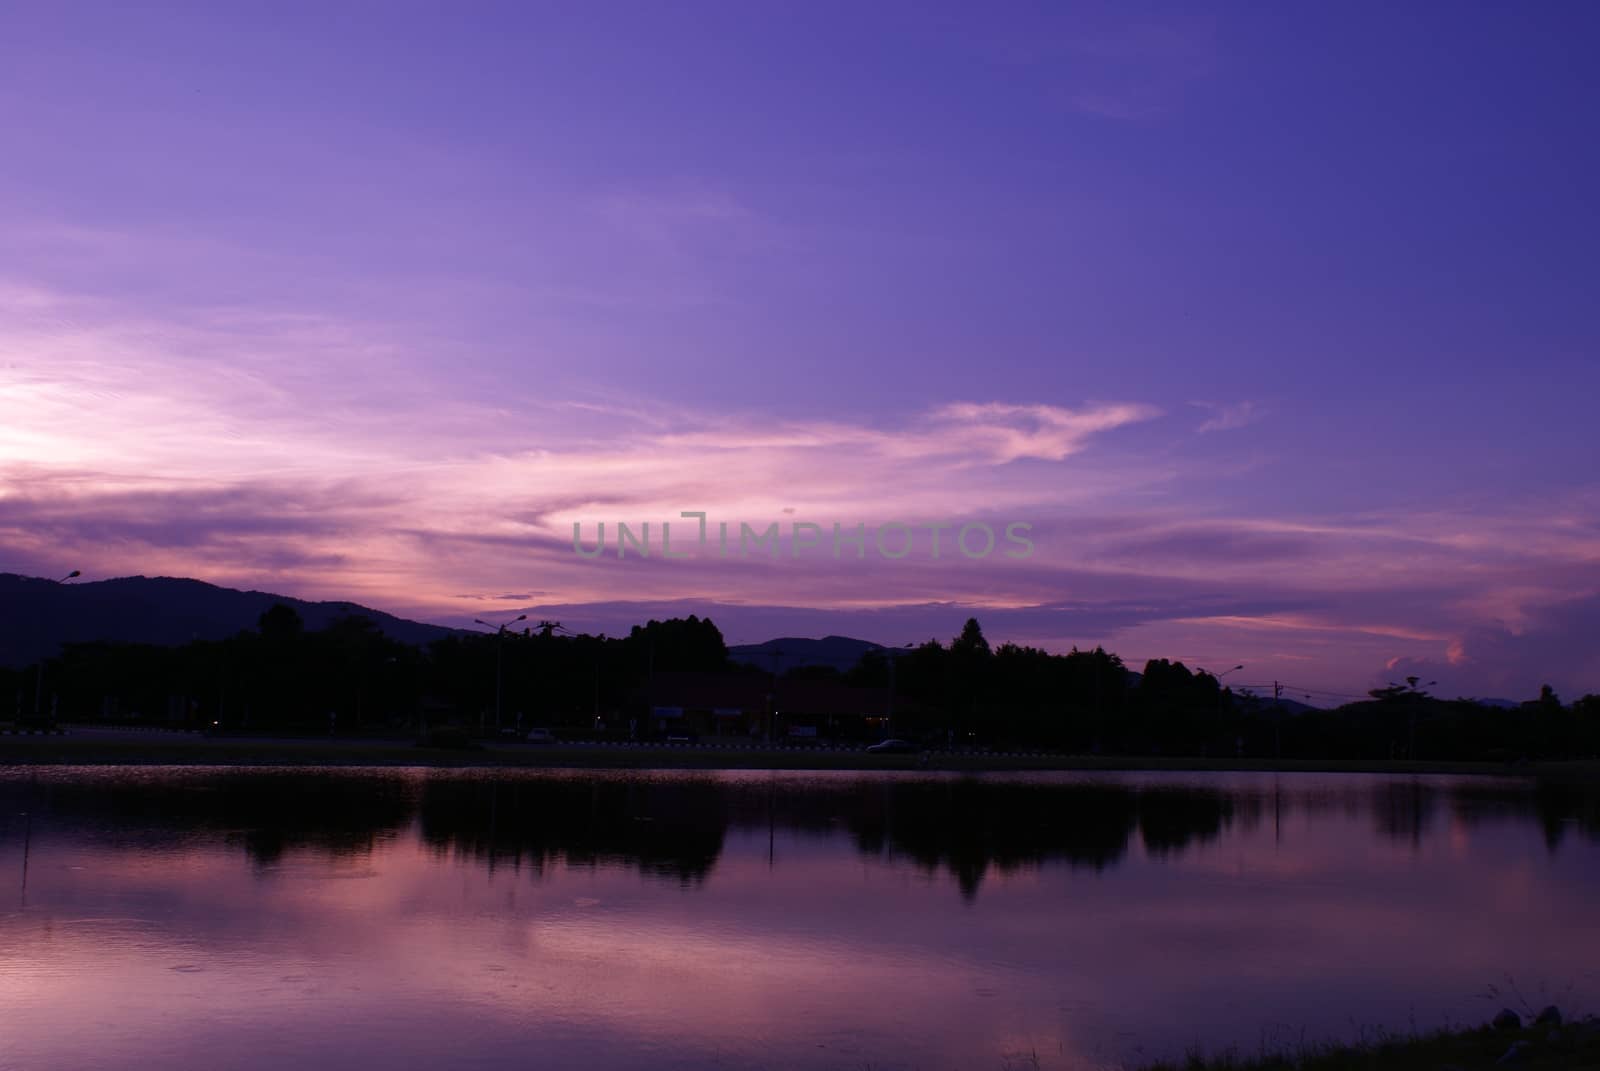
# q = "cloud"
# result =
<box><xmin>1097</xmin><ymin>522</ymin><xmax>1314</xmax><ymax>565</ymax></box>
<box><xmin>925</xmin><ymin>401</ymin><xmax>1161</xmax><ymax>463</ymax></box>
<box><xmin>3</xmin><ymin>280</ymin><xmax>1598</xmax><ymax>696</ymax></box>
<box><xmin>446</xmin><ymin>592</ymin><xmax>1311</xmax><ymax>654</ymax></box>
<box><xmin>1375</xmin><ymin>593</ymin><xmax>1600</xmax><ymax>702</ymax></box>
<box><xmin>1193</xmin><ymin>400</ymin><xmax>1261</xmax><ymax>434</ymax></box>
<box><xmin>0</xmin><ymin>279</ymin><xmax>1173</xmax><ymax>613</ymax></box>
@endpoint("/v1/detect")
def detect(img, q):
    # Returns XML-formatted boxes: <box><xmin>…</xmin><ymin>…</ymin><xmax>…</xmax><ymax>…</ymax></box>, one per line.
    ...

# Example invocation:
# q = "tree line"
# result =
<box><xmin>3</xmin><ymin>606</ymin><xmax>1596</xmax><ymax>760</ymax></box>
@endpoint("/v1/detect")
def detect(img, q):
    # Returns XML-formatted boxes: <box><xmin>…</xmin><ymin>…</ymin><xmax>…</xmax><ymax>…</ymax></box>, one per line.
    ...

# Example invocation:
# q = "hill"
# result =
<box><xmin>728</xmin><ymin>635</ymin><xmax>886</xmax><ymax>674</ymax></box>
<box><xmin>0</xmin><ymin>573</ymin><xmax>458</xmax><ymax>667</ymax></box>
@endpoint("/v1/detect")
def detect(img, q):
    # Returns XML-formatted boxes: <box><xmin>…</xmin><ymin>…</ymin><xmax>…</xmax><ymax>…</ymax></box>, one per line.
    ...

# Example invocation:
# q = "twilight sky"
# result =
<box><xmin>2</xmin><ymin>3</ymin><xmax>1597</xmax><ymax>701</ymax></box>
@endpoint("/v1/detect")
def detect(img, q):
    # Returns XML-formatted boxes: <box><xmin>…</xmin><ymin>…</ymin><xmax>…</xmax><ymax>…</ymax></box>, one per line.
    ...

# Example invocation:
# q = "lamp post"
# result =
<box><xmin>1200</xmin><ymin>664</ymin><xmax>1243</xmax><ymax>751</ymax></box>
<box><xmin>883</xmin><ymin>642</ymin><xmax>914</xmax><ymax>739</ymax></box>
<box><xmin>473</xmin><ymin>614</ymin><xmax>526</xmax><ymax>732</ymax></box>
<box><xmin>34</xmin><ymin>570</ymin><xmax>81</xmax><ymax>724</ymax></box>
<box><xmin>1200</xmin><ymin>664</ymin><xmax>1244</xmax><ymax>711</ymax></box>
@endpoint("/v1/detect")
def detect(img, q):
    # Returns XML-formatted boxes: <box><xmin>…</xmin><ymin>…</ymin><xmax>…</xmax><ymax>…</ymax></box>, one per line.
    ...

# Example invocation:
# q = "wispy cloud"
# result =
<box><xmin>1193</xmin><ymin>400</ymin><xmax>1261</xmax><ymax>434</ymax></box>
<box><xmin>925</xmin><ymin>401</ymin><xmax>1160</xmax><ymax>462</ymax></box>
<box><xmin>0</xmin><ymin>279</ymin><xmax>1167</xmax><ymax>605</ymax></box>
<box><xmin>2</xmin><ymin>279</ymin><xmax>1597</xmax><ymax>698</ymax></box>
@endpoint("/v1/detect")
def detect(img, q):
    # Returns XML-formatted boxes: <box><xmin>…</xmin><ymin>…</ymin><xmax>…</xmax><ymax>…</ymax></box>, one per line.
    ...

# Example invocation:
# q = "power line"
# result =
<box><xmin>1235</xmin><ymin>681</ymin><xmax>1370</xmax><ymax>701</ymax></box>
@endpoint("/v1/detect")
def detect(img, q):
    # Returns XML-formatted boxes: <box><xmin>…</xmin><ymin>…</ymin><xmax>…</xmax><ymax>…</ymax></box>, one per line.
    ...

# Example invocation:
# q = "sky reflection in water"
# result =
<box><xmin>1</xmin><ymin>767</ymin><xmax>1597</xmax><ymax>1070</ymax></box>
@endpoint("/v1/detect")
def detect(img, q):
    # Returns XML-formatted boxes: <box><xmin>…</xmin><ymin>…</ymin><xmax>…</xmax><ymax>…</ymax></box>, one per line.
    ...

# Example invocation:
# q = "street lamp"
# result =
<box><xmin>473</xmin><ymin>614</ymin><xmax>526</xmax><ymax>731</ymax></box>
<box><xmin>882</xmin><ymin>642</ymin><xmax>915</xmax><ymax>739</ymax></box>
<box><xmin>1201</xmin><ymin>664</ymin><xmax>1244</xmax><ymax>699</ymax></box>
<box><xmin>1199</xmin><ymin>664</ymin><xmax>1244</xmax><ymax>750</ymax></box>
<box><xmin>35</xmin><ymin>570</ymin><xmax>82</xmax><ymax>723</ymax></box>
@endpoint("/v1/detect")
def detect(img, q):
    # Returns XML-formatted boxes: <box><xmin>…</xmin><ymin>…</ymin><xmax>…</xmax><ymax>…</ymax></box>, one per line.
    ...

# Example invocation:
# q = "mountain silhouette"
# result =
<box><xmin>728</xmin><ymin>635</ymin><xmax>887</xmax><ymax>673</ymax></box>
<box><xmin>0</xmin><ymin>573</ymin><xmax>459</xmax><ymax>667</ymax></box>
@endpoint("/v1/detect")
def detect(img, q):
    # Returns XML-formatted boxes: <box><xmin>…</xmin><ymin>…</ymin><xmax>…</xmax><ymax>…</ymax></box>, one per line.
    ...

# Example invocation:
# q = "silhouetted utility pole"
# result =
<box><xmin>1273</xmin><ymin>681</ymin><xmax>1283</xmax><ymax>758</ymax></box>
<box><xmin>34</xmin><ymin>570</ymin><xmax>81</xmax><ymax>722</ymax></box>
<box><xmin>474</xmin><ymin>614</ymin><xmax>526</xmax><ymax>731</ymax></box>
<box><xmin>883</xmin><ymin>642</ymin><xmax>914</xmax><ymax>739</ymax></box>
<box><xmin>531</xmin><ymin>621</ymin><xmax>564</xmax><ymax>729</ymax></box>
<box><xmin>1201</xmin><ymin>664</ymin><xmax>1243</xmax><ymax>751</ymax></box>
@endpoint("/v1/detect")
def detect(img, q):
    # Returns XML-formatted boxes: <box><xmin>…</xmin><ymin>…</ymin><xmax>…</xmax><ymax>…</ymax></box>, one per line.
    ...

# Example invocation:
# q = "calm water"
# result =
<box><xmin>1</xmin><ymin>767</ymin><xmax>1597</xmax><ymax>1070</ymax></box>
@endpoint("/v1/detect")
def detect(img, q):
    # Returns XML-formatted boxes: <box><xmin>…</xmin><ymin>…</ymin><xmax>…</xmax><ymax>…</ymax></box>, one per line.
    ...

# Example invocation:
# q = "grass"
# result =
<box><xmin>3</xmin><ymin>728</ymin><xmax>1600</xmax><ymax>777</ymax></box>
<box><xmin>1137</xmin><ymin>1018</ymin><xmax>1600</xmax><ymax>1070</ymax></box>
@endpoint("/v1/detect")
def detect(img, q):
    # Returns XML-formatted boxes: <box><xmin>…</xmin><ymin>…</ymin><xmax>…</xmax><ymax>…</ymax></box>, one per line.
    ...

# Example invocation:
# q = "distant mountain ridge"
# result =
<box><xmin>0</xmin><ymin>573</ymin><xmax>459</xmax><ymax>667</ymax></box>
<box><xmin>728</xmin><ymin>635</ymin><xmax>887</xmax><ymax>674</ymax></box>
<box><xmin>1</xmin><ymin>575</ymin><xmax>1336</xmax><ymax>710</ymax></box>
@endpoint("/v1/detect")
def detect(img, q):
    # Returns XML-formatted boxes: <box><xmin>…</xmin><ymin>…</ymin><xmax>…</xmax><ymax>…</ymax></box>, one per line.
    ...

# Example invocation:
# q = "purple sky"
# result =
<box><xmin>2</xmin><ymin>4</ymin><xmax>1597</xmax><ymax>701</ymax></box>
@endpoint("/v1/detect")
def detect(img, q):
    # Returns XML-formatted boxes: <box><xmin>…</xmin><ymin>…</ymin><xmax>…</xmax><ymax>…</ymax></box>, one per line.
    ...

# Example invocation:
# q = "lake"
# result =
<box><xmin>1</xmin><ymin>767</ymin><xmax>1596</xmax><ymax>1070</ymax></box>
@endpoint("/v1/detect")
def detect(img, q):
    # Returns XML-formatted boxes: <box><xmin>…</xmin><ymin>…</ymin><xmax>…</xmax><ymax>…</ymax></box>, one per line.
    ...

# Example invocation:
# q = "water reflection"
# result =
<box><xmin>3</xmin><ymin>769</ymin><xmax>1598</xmax><ymax>895</ymax></box>
<box><xmin>417</xmin><ymin>776</ymin><xmax>728</xmax><ymax>883</ymax></box>
<box><xmin>0</xmin><ymin>769</ymin><xmax>417</xmax><ymax>866</ymax></box>
<box><xmin>1</xmin><ymin>768</ymin><xmax>1597</xmax><ymax>1071</ymax></box>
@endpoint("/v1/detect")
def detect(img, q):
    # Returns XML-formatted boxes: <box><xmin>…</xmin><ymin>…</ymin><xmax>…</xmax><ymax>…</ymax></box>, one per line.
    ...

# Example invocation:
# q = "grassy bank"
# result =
<box><xmin>1138</xmin><ymin>1015</ymin><xmax>1599</xmax><ymax>1070</ymax></box>
<box><xmin>3</xmin><ymin>728</ymin><xmax>1599</xmax><ymax>778</ymax></box>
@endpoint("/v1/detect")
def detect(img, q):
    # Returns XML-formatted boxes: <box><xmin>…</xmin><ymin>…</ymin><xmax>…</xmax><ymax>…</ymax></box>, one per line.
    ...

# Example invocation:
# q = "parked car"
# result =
<box><xmin>866</xmin><ymin>738</ymin><xmax>917</xmax><ymax>754</ymax></box>
<box><xmin>523</xmin><ymin>727</ymin><xmax>557</xmax><ymax>744</ymax></box>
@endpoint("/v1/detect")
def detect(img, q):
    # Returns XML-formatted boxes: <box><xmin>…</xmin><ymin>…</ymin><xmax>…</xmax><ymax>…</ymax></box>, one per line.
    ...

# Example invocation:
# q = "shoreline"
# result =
<box><xmin>1137</xmin><ymin>1013</ymin><xmax>1598</xmax><ymax>1070</ymax></box>
<box><xmin>3</xmin><ymin>729</ymin><xmax>1597</xmax><ymax>778</ymax></box>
